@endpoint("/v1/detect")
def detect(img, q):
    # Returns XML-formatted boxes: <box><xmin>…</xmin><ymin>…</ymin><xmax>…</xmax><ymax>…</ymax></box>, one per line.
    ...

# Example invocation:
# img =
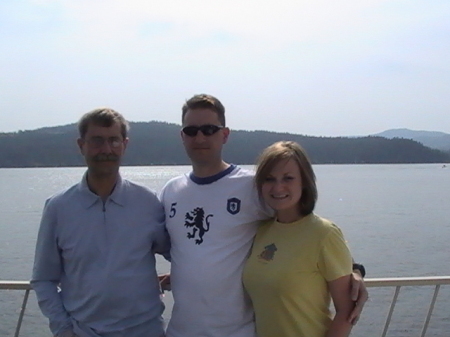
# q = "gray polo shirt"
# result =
<box><xmin>31</xmin><ymin>173</ymin><xmax>170</xmax><ymax>337</ymax></box>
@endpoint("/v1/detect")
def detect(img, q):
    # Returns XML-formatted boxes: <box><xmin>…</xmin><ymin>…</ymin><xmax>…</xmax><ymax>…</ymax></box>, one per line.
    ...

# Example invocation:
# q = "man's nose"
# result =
<box><xmin>100</xmin><ymin>140</ymin><xmax>114</xmax><ymax>152</ymax></box>
<box><xmin>193</xmin><ymin>131</ymin><xmax>207</xmax><ymax>142</ymax></box>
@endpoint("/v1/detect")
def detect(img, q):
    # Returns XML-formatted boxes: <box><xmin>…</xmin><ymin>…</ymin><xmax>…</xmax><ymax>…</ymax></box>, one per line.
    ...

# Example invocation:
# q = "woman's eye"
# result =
<box><xmin>264</xmin><ymin>177</ymin><xmax>275</xmax><ymax>182</ymax></box>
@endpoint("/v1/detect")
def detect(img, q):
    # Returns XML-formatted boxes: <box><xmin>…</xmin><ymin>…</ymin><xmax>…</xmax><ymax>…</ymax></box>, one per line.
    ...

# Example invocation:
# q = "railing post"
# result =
<box><xmin>14</xmin><ymin>288</ymin><xmax>30</xmax><ymax>337</ymax></box>
<box><xmin>420</xmin><ymin>284</ymin><xmax>440</xmax><ymax>337</ymax></box>
<box><xmin>381</xmin><ymin>285</ymin><xmax>401</xmax><ymax>337</ymax></box>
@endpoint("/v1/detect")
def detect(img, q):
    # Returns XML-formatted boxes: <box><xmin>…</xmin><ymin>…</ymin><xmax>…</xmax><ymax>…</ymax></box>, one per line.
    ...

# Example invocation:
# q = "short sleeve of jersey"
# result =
<box><xmin>317</xmin><ymin>225</ymin><xmax>353</xmax><ymax>282</ymax></box>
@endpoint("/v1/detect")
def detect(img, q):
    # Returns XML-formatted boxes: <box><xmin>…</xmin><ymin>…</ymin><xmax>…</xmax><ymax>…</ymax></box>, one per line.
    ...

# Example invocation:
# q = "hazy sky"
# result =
<box><xmin>1</xmin><ymin>0</ymin><xmax>449</xmax><ymax>136</ymax></box>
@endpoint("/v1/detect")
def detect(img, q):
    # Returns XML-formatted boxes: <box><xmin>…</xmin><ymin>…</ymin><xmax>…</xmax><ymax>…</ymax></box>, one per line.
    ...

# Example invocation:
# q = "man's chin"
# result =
<box><xmin>88</xmin><ymin>163</ymin><xmax>120</xmax><ymax>177</ymax></box>
<box><xmin>189</xmin><ymin>151</ymin><xmax>214</xmax><ymax>160</ymax></box>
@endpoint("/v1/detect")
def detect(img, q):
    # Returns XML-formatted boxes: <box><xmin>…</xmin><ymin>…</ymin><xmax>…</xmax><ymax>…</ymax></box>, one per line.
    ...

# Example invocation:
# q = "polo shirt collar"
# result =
<box><xmin>109</xmin><ymin>174</ymin><xmax>126</xmax><ymax>206</ymax></box>
<box><xmin>78</xmin><ymin>171</ymin><xmax>127</xmax><ymax>208</ymax></box>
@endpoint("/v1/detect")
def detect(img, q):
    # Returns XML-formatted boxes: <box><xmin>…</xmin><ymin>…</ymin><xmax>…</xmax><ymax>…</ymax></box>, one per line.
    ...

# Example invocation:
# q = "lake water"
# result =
<box><xmin>1</xmin><ymin>164</ymin><xmax>449</xmax><ymax>336</ymax></box>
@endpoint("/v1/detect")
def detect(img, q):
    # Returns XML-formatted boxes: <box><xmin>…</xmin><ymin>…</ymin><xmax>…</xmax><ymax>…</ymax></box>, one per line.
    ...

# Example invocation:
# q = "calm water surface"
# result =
<box><xmin>1</xmin><ymin>164</ymin><xmax>449</xmax><ymax>336</ymax></box>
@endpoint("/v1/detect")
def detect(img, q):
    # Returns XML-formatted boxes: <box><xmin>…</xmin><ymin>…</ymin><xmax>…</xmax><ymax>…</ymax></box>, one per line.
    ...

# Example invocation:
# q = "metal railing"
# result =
<box><xmin>2</xmin><ymin>276</ymin><xmax>450</xmax><ymax>337</ymax></box>
<box><xmin>365</xmin><ymin>276</ymin><xmax>450</xmax><ymax>337</ymax></box>
<box><xmin>0</xmin><ymin>281</ymin><xmax>31</xmax><ymax>337</ymax></box>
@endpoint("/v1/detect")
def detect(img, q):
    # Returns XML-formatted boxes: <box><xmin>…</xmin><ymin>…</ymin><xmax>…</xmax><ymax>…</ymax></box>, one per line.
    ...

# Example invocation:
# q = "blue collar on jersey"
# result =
<box><xmin>189</xmin><ymin>164</ymin><xmax>236</xmax><ymax>185</ymax></box>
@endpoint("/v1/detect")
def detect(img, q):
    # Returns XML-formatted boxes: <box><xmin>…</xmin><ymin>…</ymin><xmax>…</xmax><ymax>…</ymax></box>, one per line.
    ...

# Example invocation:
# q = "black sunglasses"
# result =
<box><xmin>182</xmin><ymin>124</ymin><xmax>224</xmax><ymax>137</ymax></box>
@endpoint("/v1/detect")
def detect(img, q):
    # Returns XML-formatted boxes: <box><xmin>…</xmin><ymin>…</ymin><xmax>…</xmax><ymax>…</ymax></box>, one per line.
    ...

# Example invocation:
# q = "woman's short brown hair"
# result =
<box><xmin>255</xmin><ymin>141</ymin><xmax>317</xmax><ymax>216</ymax></box>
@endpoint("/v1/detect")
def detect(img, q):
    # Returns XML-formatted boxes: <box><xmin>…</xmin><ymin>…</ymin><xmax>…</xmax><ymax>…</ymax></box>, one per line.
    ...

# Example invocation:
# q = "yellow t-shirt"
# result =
<box><xmin>242</xmin><ymin>213</ymin><xmax>352</xmax><ymax>337</ymax></box>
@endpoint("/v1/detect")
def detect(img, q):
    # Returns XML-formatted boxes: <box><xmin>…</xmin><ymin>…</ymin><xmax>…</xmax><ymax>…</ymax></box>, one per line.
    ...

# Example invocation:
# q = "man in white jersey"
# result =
<box><xmin>160</xmin><ymin>94</ymin><xmax>368</xmax><ymax>337</ymax></box>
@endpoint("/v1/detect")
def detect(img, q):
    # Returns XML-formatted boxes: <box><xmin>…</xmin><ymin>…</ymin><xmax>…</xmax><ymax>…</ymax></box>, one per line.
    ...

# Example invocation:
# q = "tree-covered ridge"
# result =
<box><xmin>373</xmin><ymin>128</ymin><xmax>450</xmax><ymax>152</ymax></box>
<box><xmin>0</xmin><ymin>122</ymin><xmax>449</xmax><ymax>168</ymax></box>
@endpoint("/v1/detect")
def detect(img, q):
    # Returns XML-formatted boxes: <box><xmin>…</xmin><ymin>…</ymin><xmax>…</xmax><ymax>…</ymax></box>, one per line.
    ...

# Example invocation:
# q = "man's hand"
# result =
<box><xmin>158</xmin><ymin>273</ymin><xmax>171</xmax><ymax>293</ymax></box>
<box><xmin>348</xmin><ymin>271</ymin><xmax>368</xmax><ymax>324</ymax></box>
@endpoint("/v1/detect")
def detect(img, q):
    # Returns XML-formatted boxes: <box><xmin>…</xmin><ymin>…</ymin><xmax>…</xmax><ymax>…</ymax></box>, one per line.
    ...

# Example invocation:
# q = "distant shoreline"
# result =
<box><xmin>1</xmin><ymin>122</ymin><xmax>449</xmax><ymax>167</ymax></box>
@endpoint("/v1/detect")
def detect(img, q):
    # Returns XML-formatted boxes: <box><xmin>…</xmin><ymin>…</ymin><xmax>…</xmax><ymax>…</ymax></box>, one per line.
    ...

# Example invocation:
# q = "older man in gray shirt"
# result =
<box><xmin>31</xmin><ymin>108</ymin><xmax>170</xmax><ymax>337</ymax></box>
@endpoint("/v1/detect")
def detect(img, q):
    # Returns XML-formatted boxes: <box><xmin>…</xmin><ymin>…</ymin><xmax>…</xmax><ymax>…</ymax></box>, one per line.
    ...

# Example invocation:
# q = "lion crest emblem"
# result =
<box><xmin>184</xmin><ymin>207</ymin><xmax>213</xmax><ymax>245</ymax></box>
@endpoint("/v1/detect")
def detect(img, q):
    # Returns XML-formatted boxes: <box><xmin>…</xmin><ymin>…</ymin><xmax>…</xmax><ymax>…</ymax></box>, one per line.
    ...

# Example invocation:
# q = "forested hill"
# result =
<box><xmin>1</xmin><ymin>121</ymin><xmax>449</xmax><ymax>168</ymax></box>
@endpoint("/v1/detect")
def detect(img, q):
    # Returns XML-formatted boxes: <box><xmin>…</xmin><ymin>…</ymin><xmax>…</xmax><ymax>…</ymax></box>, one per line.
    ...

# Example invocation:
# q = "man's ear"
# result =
<box><xmin>123</xmin><ymin>137</ymin><xmax>129</xmax><ymax>150</ymax></box>
<box><xmin>222</xmin><ymin>127</ymin><xmax>230</xmax><ymax>144</ymax></box>
<box><xmin>76</xmin><ymin>138</ymin><xmax>84</xmax><ymax>153</ymax></box>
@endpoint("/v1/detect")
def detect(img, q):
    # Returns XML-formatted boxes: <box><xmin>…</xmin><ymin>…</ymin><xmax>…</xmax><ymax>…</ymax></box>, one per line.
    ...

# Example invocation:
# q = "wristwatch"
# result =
<box><xmin>352</xmin><ymin>263</ymin><xmax>366</xmax><ymax>278</ymax></box>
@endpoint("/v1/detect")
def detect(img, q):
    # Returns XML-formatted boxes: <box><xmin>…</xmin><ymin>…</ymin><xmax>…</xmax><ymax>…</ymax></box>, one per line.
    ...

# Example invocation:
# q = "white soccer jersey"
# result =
<box><xmin>160</xmin><ymin>165</ymin><xmax>269</xmax><ymax>337</ymax></box>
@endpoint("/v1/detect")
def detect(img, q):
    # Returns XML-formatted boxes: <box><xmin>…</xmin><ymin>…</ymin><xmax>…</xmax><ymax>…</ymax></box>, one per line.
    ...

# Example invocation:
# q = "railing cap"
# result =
<box><xmin>365</xmin><ymin>276</ymin><xmax>450</xmax><ymax>287</ymax></box>
<box><xmin>0</xmin><ymin>281</ymin><xmax>32</xmax><ymax>290</ymax></box>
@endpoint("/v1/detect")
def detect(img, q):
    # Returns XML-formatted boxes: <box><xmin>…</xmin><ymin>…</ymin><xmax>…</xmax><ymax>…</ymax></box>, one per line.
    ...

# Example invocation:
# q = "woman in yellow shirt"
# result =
<box><xmin>243</xmin><ymin>141</ymin><xmax>354</xmax><ymax>337</ymax></box>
